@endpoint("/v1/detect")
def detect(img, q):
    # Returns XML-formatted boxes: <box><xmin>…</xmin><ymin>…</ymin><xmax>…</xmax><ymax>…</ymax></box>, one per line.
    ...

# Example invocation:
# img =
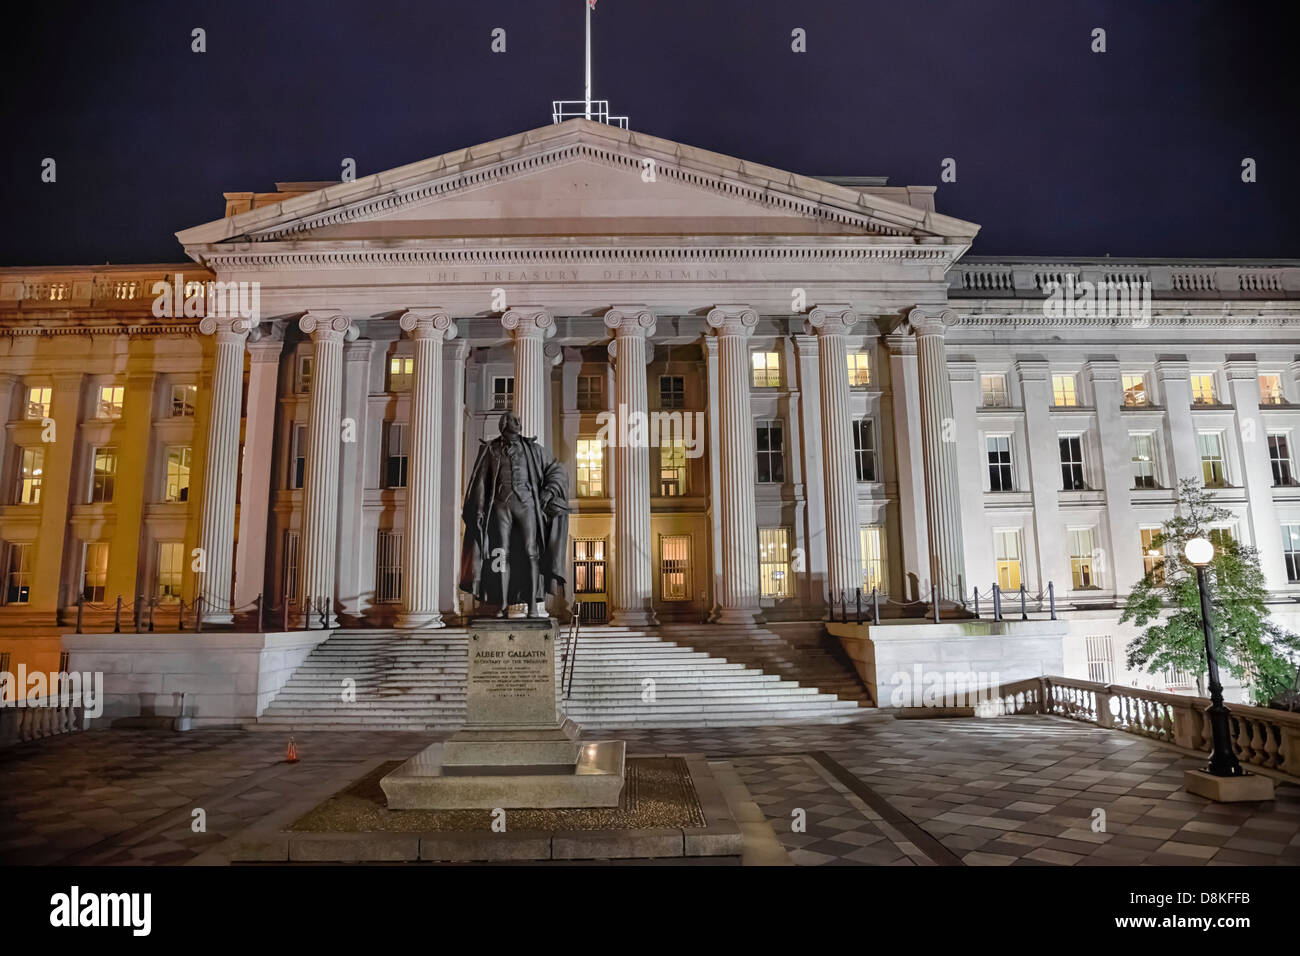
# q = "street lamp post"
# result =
<box><xmin>1183</xmin><ymin>536</ymin><xmax>1244</xmax><ymax>778</ymax></box>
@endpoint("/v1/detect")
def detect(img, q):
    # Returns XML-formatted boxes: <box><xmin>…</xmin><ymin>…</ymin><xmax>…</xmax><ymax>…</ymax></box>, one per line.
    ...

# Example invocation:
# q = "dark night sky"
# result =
<box><xmin>1</xmin><ymin>0</ymin><xmax>1295</xmax><ymax>266</ymax></box>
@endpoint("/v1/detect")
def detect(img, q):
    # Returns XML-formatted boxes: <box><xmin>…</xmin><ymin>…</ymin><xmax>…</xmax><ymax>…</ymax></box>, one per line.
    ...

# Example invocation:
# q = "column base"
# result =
<box><xmin>715</xmin><ymin>607</ymin><xmax>764</xmax><ymax>625</ymax></box>
<box><xmin>199</xmin><ymin>612</ymin><xmax>235</xmax><ymax>627</ymax></box>
<box><xmin>609</xmin><ymin>607</ymin><xmax>658</xmax><ymax>627</ymax></box>
<box><xmin>394</xmin><ymin>611</ymin><xmax>445</xmax><ymax>630</ymax></box>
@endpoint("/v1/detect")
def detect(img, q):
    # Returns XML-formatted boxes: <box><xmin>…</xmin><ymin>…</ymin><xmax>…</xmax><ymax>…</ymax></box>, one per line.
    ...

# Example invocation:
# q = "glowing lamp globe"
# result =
<box><xmin>1184</xmin><ymin>537</ymin><xmax>1214</xmax><ymax>567</ymax></box>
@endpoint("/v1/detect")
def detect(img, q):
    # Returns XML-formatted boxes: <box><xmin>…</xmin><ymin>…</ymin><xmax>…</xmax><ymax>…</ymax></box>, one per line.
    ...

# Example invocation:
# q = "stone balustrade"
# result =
<box><xmin>949</xmin><ymin>258</ymin><xmax>1300</xmax><ymax>299</ymax></box>
<box><xmin>987</xmin><ymin>676</ymin><xmax>1300</xmax><ymax>784</ymax></box>
<box><xmin>0</xmin><ymin>686</ymin><xmax>88</xmax><ymax>747</ymax></box>
<box><xmin>0</xmin><ymin>267</ymin><xmax>214</xmax><ymax>311</ymax></box>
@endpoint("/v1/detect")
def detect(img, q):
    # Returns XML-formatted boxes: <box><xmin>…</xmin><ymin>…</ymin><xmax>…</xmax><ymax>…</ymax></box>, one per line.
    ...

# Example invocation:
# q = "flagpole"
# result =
<box><xmin>584</xmin><ymin>0</ymin><xmax>592</xmax><ymax>120</ymax></box>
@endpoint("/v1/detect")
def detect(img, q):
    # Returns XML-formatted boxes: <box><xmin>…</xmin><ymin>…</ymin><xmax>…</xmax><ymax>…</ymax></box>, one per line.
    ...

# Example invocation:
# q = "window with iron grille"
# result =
<box><xmin>375</xmin><ymin>531</ymin><xmax>403</xmax><ymax>603</ymax></box>
<box><xmin>572</xmin><ymin>538</ymin><xmax>606</xmax><ymax>593</ymax></box>
<box><xmin>660</xmin><ymin>535</ymin><xmax>691</xmax><ymax>601</ymax></box>
<box><xmin>493</xmin><ymin>376</ymin><xmax>515</xmax><ymax>411</ymax></box>
<box><xmin>758</xmin><ymin>527</ymin><xmax>792</xmax><ymax>598</ymax></box>
<box><xmin>751</xmin><ymin>352</ymin><xmax>780</xmax><ymax>388</ymax></box>
<box><xmin>755</xmin><ymin>420</ymin><xmax>785</xmax><ymax>483</ymax></box>
<box><xmin>1084</xmin><ymin>635</ymin><xmax>1114</xmax><ymax>683</ymax></box>
<box><xmin>1059</xmin><ymin>435</ymin><xmax>1085</xmax><ymax>490</ymax></box>
<box><xmin>384</xmin><ymin>422</ymin><xmax>409</xmax><ymax>489</ymax></box>
<box><xmin>853</xmin><ymin>419</ymin><xmax>876</xmax><ymax>482</ymax></box>
<box><xmin>659</xmin><ymin>375</ymin><xmax>685</xmax><ymax>409</ymax></box>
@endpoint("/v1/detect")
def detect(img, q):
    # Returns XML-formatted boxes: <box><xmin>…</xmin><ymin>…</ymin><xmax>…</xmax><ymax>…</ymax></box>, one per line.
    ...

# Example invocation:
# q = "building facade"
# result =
<box><xmin>2</xmin><ymin>120</ymin><xmax>1298</xmax><ymax>694</ymax></box>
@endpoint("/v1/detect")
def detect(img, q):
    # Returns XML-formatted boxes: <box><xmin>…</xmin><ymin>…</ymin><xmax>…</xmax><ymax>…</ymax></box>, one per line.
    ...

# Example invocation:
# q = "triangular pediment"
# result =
<box><xmin>177</xmin><ymin>119</ymin><xmax>978</xmax><ymax>250</ymax></box>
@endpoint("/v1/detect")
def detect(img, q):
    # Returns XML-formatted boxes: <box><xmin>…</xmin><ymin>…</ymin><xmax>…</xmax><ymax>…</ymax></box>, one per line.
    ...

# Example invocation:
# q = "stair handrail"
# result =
<box><xmin>561</xmin><ymin>601</ymin><xmax>583</xmax><ymax>700</ymax></box>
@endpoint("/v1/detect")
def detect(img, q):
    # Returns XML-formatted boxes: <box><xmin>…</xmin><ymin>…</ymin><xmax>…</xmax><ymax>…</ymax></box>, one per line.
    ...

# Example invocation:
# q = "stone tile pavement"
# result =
<box><xmin>1</xmin><ymin>716</ymin><xmax>1297</xmax><ymax>865</ymax></box>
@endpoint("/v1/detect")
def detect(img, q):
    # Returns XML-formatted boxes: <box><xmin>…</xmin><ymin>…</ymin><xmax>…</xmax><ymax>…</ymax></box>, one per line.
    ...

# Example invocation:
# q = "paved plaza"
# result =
<box><xmin>2</xmin><ymin>715</ymin><xmax>1298</xmax><ymax>866</ymax></box>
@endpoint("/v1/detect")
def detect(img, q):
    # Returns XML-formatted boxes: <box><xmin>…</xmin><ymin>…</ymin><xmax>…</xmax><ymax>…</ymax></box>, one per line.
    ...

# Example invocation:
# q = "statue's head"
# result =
<box><xmin>499</xmin><ymin>411</ymin><xmax>522</xmax><ymax>440</ymax></box>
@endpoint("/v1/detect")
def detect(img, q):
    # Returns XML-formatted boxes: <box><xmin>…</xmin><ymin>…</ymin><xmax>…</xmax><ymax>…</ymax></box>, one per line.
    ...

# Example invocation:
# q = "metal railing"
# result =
<box><xmin>66</xmin><ymin>592</ymin><xmax>342</xmax><ymax>634</ymax></box>
<box><xmin>560</xmin><ymin>601</ymin><xmax>583</xmax><ymax>701</ymax></box>
<box><xmin>551</xmin><ymin>99</ymin><xmax>628</xmax><ymax>128</ymax></box>
<box><xmin>986</xmin><ymin>675</ymin><xmax>1300</xmax><ymax>784</ymax></box>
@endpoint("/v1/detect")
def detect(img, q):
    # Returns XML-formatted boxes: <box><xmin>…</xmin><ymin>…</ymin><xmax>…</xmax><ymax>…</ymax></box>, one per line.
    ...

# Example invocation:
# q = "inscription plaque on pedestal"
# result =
<box><xmin>465</xmin><ymin>622</ymin><xmax>558</xmax><ymax>727</ymax></box>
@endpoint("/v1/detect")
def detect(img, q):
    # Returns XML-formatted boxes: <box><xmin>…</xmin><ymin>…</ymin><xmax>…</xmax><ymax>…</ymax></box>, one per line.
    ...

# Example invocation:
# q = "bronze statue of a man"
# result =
<box><xmin>458</xmin><ymin>411</ymin><xmax>570</xmax><ymax>617</ymax></box>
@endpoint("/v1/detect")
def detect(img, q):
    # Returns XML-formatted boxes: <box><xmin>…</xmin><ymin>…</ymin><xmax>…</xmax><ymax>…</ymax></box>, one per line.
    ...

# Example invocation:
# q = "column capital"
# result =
<box><xmin>198</xmin><ymin>316</ymin><xmax>254</xmax><ymax>341</ymax></box>
<box><xmin>603</xmin><ymin>305</ymin><xmax>656</xmax><ymax>337</ymax></box>
<box><xmin>400</xmin><ymin>309</ymin><xmax>457</xmax><ymax>341</ymax></box>
<box><xmin>607</xmin><ymin>337</ymin><xmax>654</xmax><ymax>365</ymax></box>
<box><xmin>544</xmin><ymin>341</ymin><xmax>564</xmax><ymax>367</ymax></box>
<box><xmin>907</xmin><ymin>307</ymin><xmax>958</xmax><ymax>337</ymax></box>
<box><xmin>299</xmin><ymin>311</ymin><xmax>354</xmax><ymax>342</ymax></box>
<box><xmin>707</xmin><ymin>305</ymin><xmax>758</xmax><ymax>336</ymax></box>
<box><xmin>501</xmin><ymin>306</ymin><xmax>554</xmax><ymax>339</ymax></box>
<box><xmin>805</xmin><ymin>304</ymin><xmax>860</xmax><ymax>336</ymax></box>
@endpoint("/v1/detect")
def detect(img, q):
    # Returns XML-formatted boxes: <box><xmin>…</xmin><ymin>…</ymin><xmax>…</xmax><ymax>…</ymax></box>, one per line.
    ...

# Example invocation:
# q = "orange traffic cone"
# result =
<box><xmin>285</xmin><ymin>736</ymin><xmax>299</xmax><ymax>763</ymax></box>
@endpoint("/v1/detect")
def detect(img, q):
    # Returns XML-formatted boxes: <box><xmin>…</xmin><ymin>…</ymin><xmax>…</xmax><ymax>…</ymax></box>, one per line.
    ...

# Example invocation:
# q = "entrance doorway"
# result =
<box><xmin>572</xmin><ymin>537</ymin><xmax>608</xmax><ymax>624</ymax></box>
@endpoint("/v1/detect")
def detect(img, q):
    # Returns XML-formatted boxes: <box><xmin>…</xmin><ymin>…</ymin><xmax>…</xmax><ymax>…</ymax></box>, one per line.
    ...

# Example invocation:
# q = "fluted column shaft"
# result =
<box><xmin>197</xmin><ymin>318</ymin><xmax>250</xmax><ymax>623</ymax></box>
<box><xmin>806</xmin><ymin>306</ymin><xmax>863</xmax><ymax>602</ymax></box>
<box><xmin>502</xmin><ymin>307</ymin><xmax>554</xmax><ymax>440</ymax></box>
<box><xmin>708</xmin><ymin>306</ymin><xmax>762</xmax><ymax>623</ymax></box>
<box><xmin>604</xmin><ymin>307</ymin><xmax>657</xmax><ymax>626</ymax></box>
<box><xmin>397</xmin><ymin>310</ymin><xmax>456</xmax><ymax>629</ymax></box>
<box><xmin>298</xmin><ymin>312</ymin><xmax>351</xmax><ymax>628</ymax></box>
<box><xmin>912</xmin><ymin>308</ymin><xmax>967</xmax><ymax>605</ymax></box>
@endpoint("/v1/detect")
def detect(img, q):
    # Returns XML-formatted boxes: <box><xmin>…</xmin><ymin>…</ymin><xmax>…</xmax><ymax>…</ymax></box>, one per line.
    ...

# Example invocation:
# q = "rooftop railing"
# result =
<box><xmin>950</xmin><ymin>259</ymin><xmax>1300</xmax><ymax>299</ymax></box>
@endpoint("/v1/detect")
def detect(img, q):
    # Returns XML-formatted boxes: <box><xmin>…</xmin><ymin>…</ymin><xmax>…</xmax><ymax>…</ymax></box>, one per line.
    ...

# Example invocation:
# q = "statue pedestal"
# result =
<box><xmin>380</xmin><ymin>617</ymin><xmax>626</xmax><ymax>809</ymax></box>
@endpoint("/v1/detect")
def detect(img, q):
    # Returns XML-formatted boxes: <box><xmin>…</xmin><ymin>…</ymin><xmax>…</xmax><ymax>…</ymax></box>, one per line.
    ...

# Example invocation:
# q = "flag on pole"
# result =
<box><xmin>589</xmin><ymin>0</ymin><xmax>597</xmax><ymax>9</ymax></box>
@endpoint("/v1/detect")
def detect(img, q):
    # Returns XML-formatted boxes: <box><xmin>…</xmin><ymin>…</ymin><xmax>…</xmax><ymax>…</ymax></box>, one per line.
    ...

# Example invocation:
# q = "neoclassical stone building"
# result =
<box><xmin>2</xmin><ymin>119</ymin><xmax>1298</xmax><ymax>694</ymax></box>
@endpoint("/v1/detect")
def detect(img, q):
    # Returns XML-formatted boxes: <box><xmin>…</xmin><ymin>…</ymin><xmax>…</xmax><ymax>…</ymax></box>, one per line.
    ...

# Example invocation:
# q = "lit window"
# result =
<box><xmin>860</xmin><ymin>526</ymin><xmax>887</xmax><ymax>596</ymax></box>
<box><xmin>1059</xmin><ymin>435</ymin><xmax>1085</xmax><ymax>490</ymax></box>
<box><xmin>755</xmin><ymin>420</ymin><xmax>785</xmax><ymax>483</ymax></box>
<box><xmin>576</xmin><ymin>439</ymin><xmax>604</xmax><ymax>497</ymax></box>
<box><xmin>758</xmin><ymin>527</ymin><xmax>792</xmax><ymax>598</ymax></box>
<box><xmin>1198</xmin><ymin>432</ymin><xmax>1226</xmax><ymax>487</ymax></box>
<box><xmin>296</xmin><ymin>354</ymin><xmax>314</xmax><ymax>394</ymax></box>
<box><xmin>1069</xmin><ymin>528</ymin><xmax>1097</xmax><ymax>589</ymax></box>
<box><xmin>89</xmin><ymin>448</ymin><xmax>117</xmax><ymax>503</ymax></box>
<box><xmin>389</xmin><ymin>356</ymin><xmax>414</xmax><ymax>392</ymax></box>
<box><xmin>987</xmin><ymin>436</ymin><xmax>1013</xmax><ymax>491</ymax></box>
<box><xmin>660</xmin><ymin>534</ymin><xmax>691</xmax><ymax>601</ymax></box>
<box><xmin>384</xmin><ymin>423</ymin><xmax>408</xmax><ymax>488</ymax></box>
<box><xmin>846</xmin><ymin>353</ymin><xmax>871</xmax><ymax>387</ymax></box>
<box><xmin>15</xmin><ymin>448</ymin><xmax>43</xmax><ymax>504</ymax></box>
<box><xmin>183</xmin><ymin>280</ymin><xmax>207</xmax><ymax>302</ymax></box>
<box><xmin>25</xmin><ymin>386</ymin><xmax>51</xmax><ymax>420</ymax></box>
<box><xmin>97</xmin><ymin>385</ymin><xmax>124</xmax><ymax>419</ymax></box>
<box><xmin>751</xmin><ymin>351</ymin><xmax>780</xmax><ymax>389</ymax></box>
<box><xmin>853</xmin><ymin>419</ymin><xmax>876</xmax><ymax>482</ymax></box>
<box><xmin>157</xmin><ymin>542</ymin><xmax>184</xmax><ymax>603</ymax></box>
<box><xmin>493</xmin><ymin>376</ymin><xmax>514</xmax><ymax>411</ymax></box>
<box><xmin>1130</xmin><ymin>433</ymin><xmax>1157</xmax><ymax>488</ymax></box>
<box><xmin>573</xmin><ymin>538</ymin><xmax>606</xmax><ymax>593</ymax></box>
<box><xmin>1259</xmin><ymin>374</ymin><xmax>1285</xmax><ymax>405</ymax></box>
<box><xmin>1282</xmin><ymin>525</ymin><xmax>1300</xmax><ymax>583</ymax></box>
<box><xmin>995</xmin><ymin>530</ymin><xmax>1021</xmax><ymax>590</ymax></box>
<box><xmin>981</xmin><ymin>374</ymin><xmax>1009</xmax><ymax>408</ymax></box>
<box><xmin>1269</xmin><ymin>434</ymin><xmax>1295</xmax><ymax>486</ymax></box>
<box><xmin>577</xmin><ymin>375</ymin><xmax>603</xmax><ymax>411</ymax></box>
<box><xmin>1209</xmin><ymin>526</ymin><xmax>1236</xmax><ymax>553</ymax></box>
<box><xmin>1140</xmin><ymin>527</ymin><xmax>1164</xmax><ymax>582</ymax></box>
<box><xmin>1052</xmin><ymin>374</ymin><xmax>1077</xmax><ymax>407</ymax></box>
<box><xmin>170</xmin><ymin>384</ymin><xmax>197</xmax><ymax>417</ymax></box>
<box><xmin>282</xmin><ymin>531</ymin><xmax>299</xmax><ymax>603</ymax></box>
<box><xmin>163</xmin><ymin>446</ymin><xmax>192</xmax><ymax>503</ymax></box>
<box><xmin>659</xmin><ymin>375</ymin><xmax>684</xmax><ymax>409</ymax></box>
<box><xmin>375</xmin><ymin>531</ymin><xmax>403</xmax><ymax>603</ymax></box>
<box><xmin>1190</xmin><ymin>374</ymin><xmax>1217</xmax><ymax>405</ymax></box>
<box><xmin>82</xmin><ymin>542</ymin><xmax>110</xmax><ymax>603</ymax></box>
<box><xmin>4</xmin><ymin>543</ymin><xmax>32</xmax><ymax>605</ymax></box>
<box><xmin>1121</xmin><ymin>374</ymin><xmax>1148</xmax><ymax>406</ymax></box>
<box><xmin>659</xmin><ymin>440</ymin><xmax>686</xmax><ymax>496</ymax></box>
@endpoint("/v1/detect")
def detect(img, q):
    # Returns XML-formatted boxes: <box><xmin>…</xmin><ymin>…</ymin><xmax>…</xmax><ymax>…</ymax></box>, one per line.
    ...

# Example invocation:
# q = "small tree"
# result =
<box><xmin>1120</xmin><ymin>479</ymin><xmax>1300</xmax><ymax>705</ymax></box>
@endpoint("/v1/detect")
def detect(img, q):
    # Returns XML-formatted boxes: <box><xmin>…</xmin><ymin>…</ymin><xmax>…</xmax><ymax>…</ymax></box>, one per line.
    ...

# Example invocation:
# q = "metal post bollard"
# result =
<box><xmin>195</xmin><ymin>595</ymin><xmax>204</xmax><ymax>633</ymax></box>
<box><xmin>1048</xmin><ymin>581</ymin><xmax>1057</xmax><ymax>620</ymax></box>
<box><xmin>1020</xmin><ymin>583</ymin><xmax>1028</xmax><ymax>620</ymax></box>
<box><xmin>148</xmin><ymin>598</ymin><xmax>155</xmax><ymax>633</ymax></box>
<box><xmin>855</xmin><ymin>587</ymin><xmax>862</xmax><ymax>625</ymax></box>
<box><xmin>178</xmin><ymin>597</ymin><xmax>185</xmax><ymax>632</ymax></box>
<box><xmin>114</xmin><ymin>595</ymin><xmax>122</xmax><ymax>633</ymax></box>
<box><xmin>931</xmin><ymin>584</ymin><xmax>940</xmax><ymax>624</ymax></box>
<box><xmin>872</xmin><ymin>587</ymin><xmax>880</xmax><ymax>625</ymax></box>
<box><xmin>76</xmin><ymin>594</ymin><xmax>84</xmax><ymax>634</ymax></box>
<box><xmin>256</xmin><ymin>593</ymin><xmax>264</xmax><ymax>633</ymax></box>
<box><xmin>973</xmin><ymin>587</ymin><xmax>980</xmax><ymax>618</ymax></box>
<box><xmin>993</xmin><ymin>583</ymin><xmax>1002</xmax><ymax>622</ymax></box>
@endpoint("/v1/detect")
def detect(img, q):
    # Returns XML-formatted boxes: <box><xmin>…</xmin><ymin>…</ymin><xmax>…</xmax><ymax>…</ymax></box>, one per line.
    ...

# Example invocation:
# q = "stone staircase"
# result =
<box><xmin>256</xmin><ymin>623</ymin><xmax>872</xmax><ymax>731</ymax></box>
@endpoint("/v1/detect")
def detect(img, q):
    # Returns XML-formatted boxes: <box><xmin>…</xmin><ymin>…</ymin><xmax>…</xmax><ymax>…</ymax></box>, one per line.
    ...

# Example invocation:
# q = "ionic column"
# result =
<box><xmin>197</xmin><ymin>317</ymin><xmax>251</xmax><ymax>623</ymax></box>
<box><xmin>707</xmin><ymin>306</ymin><xmax>762</xmax><ymax>624</ymax></box>
<box><xmin>501</xmin><ymin>307</ymin><xmax>554</xmax><ymax>440</ymax></box>
<box><xmin>604</xmin><ymin>306</ymin><xmax>657</xmax><ymax>626</ymax></box>
<box><xmin>233</xmin><ymin>330</ymin><xmax>285</xmax><ymax>611</ymax></box>
<box><xmin>397</xmin><ymin>309</ymin><xmax>457</xmax><ymax>629</ymax></box>
<box><xmin>297</xmin><ymin>311</ymin><xmax>352</xmax><ymax>629</ymax></box>
<box><xmin>910</xmin><ymin>307</ymin><xmax>968</xmax><ymax>605</ymax></box>
<box><xmin>805</xmin><ymin>306</ymin><xmax>863</xmax><ymax>603</ymax></box>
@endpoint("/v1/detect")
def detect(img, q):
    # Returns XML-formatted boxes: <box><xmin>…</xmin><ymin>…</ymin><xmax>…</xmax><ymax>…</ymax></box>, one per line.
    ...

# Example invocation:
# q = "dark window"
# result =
<box><xmin>385</xmin><ymin>423</ymin><xmax>408</xmax><ymax>489</ymax></box>
<box><xmin>660</xmin><ymin>375</ymin><xmax>685</xmax><ymax>409</ymax></box>
<box><xmin>1059</xmin><ymin>436</ymin><xmax>1085</xmax><ymax>490</ymax></box>
<box><xmin>756</xmin><ymin>421</ymin><xmax>785</xmax><ymax>484</ymax></box>
<box><xmin>853</xmin><ymin>420</ymin><xmax>876</xmax><ymax>482</ymax></box>
<box><xmin>987</xmin><ymin>437</ymin><xmax>1013</xmax><ymax>491</ymax></box>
